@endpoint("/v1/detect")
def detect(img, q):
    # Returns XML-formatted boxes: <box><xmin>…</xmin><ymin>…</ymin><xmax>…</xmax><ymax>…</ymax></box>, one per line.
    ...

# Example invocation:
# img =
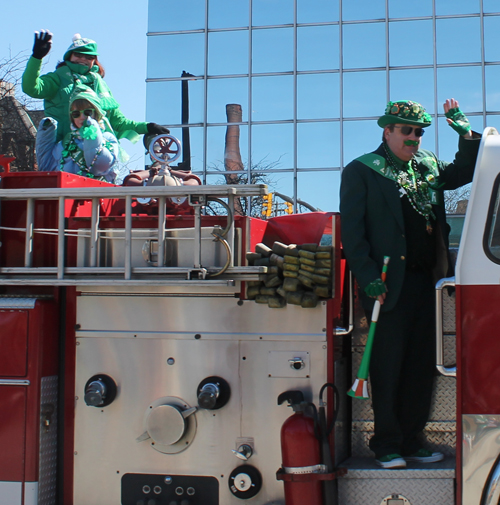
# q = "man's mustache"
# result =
<box><xmin>404</xmin><ymin>140</ymin><xmax>419</xmax><ymax>146</ymax></box>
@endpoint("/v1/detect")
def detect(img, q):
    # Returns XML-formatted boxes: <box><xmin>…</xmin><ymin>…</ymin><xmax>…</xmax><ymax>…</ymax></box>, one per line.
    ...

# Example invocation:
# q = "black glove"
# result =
<box><xmin>147</xmin><ymin>123</ymin><xmax>170</xmax><ymax>135</ymax></box>
<box><xmin>32</xmin><ymin>30</ymin><xmax>53</xmax><ymax>60</ymax></box>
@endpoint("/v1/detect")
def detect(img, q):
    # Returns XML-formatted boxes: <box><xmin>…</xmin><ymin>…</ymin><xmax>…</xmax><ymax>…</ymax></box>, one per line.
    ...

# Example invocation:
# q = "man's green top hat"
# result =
<box><xmin>378</xmin><ymin>100</ymin><xmax>432</xmax><ymax>128</ymax></box>
<box><xmin>63</xmin><ymin>34</ymin><xmax>99</xmax><ymax>61</ymax></box>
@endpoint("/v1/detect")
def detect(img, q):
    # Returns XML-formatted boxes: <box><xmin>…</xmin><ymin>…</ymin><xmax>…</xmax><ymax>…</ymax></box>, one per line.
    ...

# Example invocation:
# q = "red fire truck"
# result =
<box><xmin>0</xmin><ymin>128</ymin><xmax>499</xmax><ymax>505</ymax></box>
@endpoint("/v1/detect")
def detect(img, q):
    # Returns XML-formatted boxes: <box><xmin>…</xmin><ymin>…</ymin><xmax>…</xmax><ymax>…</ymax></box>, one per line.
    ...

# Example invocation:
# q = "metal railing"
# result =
<box><xmin>0</xmin><ymin>184</ymin><xmax>268</xmax><ymax>286</ymax></box>
<box><xmin>435</xmin><ymin>276</ymin><xmax>457</xmax><ymax>377</ymax></box>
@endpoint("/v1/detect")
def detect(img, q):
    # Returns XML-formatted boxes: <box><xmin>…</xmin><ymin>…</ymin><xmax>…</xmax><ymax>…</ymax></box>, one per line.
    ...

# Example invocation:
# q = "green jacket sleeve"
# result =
<box><xmin>437</xmin><ymin>135</ymin><xmax>481</xmax><ymax>191</ymax></box>
<box><xmin>107</xmin><ymin>108</ymin><xmax>149</xmax><ymax>135</ymax></box>
<box><xmin>21</xmin><ymin>56</ymin><xmax>60</xmax><ymax>100</ymax></box>
<box><xmin>339</xmin><ymin>161</ymin><xmax>382</xmax><ymax>291</ymax></box>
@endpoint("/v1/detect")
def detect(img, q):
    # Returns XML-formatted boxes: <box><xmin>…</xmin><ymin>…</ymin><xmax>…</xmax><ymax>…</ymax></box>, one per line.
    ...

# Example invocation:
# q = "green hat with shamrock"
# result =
<box><xmin>377</xmin><ymin>100</ymin><xmax>433</xmax><ymax>128</ymax></box>
<box><xmin>63</xmin><ymin>34</ymin><xmax>99</xmax><ymax>61</ymax></box>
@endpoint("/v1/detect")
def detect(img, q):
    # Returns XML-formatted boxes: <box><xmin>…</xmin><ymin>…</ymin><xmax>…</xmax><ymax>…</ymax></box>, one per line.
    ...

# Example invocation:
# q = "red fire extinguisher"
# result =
<box><xmin>277</xmin><ymin>390</ymin><xmax>324</xmax><ymax>505</ymax></box>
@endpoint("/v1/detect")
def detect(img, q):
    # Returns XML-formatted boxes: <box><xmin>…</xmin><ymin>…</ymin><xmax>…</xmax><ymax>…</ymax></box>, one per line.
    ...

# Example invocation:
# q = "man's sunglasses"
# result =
<box><xmin>394</xmin><ymin>125</ymin><xmax>425</xmax><ymax>137</ymax></box>
<box><xmin>71</xmin><ymin>109</ymin><xmax>95</xmax><ymax>119</ymax></box>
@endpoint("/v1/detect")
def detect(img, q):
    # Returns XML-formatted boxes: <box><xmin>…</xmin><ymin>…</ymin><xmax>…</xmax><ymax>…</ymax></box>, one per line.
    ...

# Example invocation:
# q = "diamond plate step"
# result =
<box><xmin>340</xmin><ymin>456</ymin><xmax>455</xmax><ymax>478</ymax></box>
<box><xmin>338</xmin><ymin>457</ymin><xmax>455</xmax><ymax>505</ymax></box>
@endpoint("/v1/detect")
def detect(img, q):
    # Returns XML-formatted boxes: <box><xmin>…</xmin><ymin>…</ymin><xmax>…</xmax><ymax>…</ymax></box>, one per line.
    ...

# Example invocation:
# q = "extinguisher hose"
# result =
<box><xmin>319</xmin><ymin>383</ymin><xmax>339</xmax><ymax>436</ymax></box>
<box><xmin>303</xmin><ymin>402</ymin><xmax>320</xmax><ymax>440</ymax></box>
<box><xmin>319</xmin><ymin>383</ymin><xmax>340</xmax><ymax>505</ymax></box>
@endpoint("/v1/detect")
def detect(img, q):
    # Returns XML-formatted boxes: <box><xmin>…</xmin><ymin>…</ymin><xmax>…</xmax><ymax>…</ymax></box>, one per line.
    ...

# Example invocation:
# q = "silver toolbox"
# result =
<box><xmin>76</xmin><ymin>227</ymin><xmax>237</xmax><ymax>269</ymax></box>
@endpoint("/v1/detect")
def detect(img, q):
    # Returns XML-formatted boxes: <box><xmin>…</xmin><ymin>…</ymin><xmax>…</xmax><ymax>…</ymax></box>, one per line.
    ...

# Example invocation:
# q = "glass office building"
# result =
<box><xmin>146</xmin><ymin>0</ymin><xmax>500</xmax><ymax>212</ymax></box>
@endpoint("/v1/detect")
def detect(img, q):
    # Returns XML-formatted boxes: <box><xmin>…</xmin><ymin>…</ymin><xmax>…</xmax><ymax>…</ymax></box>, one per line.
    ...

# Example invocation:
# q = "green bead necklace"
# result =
<box><xmin>383</xmin><ymin>143</ymin><xmax>436</xmax><ymax>235</ymax></box>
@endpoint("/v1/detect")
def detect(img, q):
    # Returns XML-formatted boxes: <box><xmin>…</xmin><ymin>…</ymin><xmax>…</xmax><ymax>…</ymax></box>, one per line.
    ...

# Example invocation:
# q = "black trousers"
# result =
<box><xmin>367</xmin><ymin>269</ymin><xmax>436</xmax><ymax>459</ymax></box>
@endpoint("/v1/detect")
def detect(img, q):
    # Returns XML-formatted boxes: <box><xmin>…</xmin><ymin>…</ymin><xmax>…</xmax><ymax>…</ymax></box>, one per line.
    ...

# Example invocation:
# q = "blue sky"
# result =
<box><xmin>0</xmin><ymin>0</ymin><xmax>149</xmax><ymax>169</ymax></box>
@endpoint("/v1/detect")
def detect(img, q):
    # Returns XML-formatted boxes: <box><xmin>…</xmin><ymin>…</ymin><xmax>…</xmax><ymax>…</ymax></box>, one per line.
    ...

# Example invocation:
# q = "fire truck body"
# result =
<box><xmin>0</xmin><ymin>171</ymin><xmax>339</xmax><ymax>505</ymax></box>
<box><xmin>0</xmin><ymin>298</ymin><xmax>59</xmax><ymax>505</ymax></box>
<box><xmin>1</xmin><ymin>128</ymin><xmax>500</xmax><ymax>504</ymax></box>
<box><xmin>452</xmin><ymin>127</ymin><xmax>500</xmax><ymax>505</ymax></box>
<box><xmin>73</xmin><ymin>287</ymin><xmax>329</xmax><ymax>504</ymax></box>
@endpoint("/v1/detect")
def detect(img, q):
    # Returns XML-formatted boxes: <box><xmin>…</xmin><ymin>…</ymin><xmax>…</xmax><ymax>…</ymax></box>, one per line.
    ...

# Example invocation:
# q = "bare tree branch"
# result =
<box><xmin>444</xmin><ymin>184</ymin><xmax>471</xmax><ymax>214</ymax></box>
<box><xmin>0</xmin><ymin>50</ymin><xmax>41</xmax><ymax>108</ymax></box>
<box><xmin>0</xmin><ymin>51</ymin><xmax>43</xmax><ymax>171</ymax></box>
<box><xmin>205</xmin><ymin>155</ymin><xmax>287</xmax><ymax>217</ymax></box>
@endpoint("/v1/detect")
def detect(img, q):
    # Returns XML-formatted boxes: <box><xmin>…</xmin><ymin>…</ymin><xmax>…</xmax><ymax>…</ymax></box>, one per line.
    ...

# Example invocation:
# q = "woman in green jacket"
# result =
<box><xmin>22</xmin><ymin>30</ymin><xmax>168</xmax><ymax>145</ymax></box>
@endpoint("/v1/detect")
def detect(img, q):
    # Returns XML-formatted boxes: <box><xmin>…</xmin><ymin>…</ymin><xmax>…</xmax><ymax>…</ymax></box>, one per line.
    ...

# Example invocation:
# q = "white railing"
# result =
<box><xmin>0</xmin><ymin>184</ymin><xmax>268</xmax><ymax>286</ymax></box>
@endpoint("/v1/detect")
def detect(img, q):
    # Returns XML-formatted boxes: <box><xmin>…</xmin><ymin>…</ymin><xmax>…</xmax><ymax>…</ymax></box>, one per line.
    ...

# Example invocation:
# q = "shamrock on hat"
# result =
<box><xmin>378</xmin><ymin>100</ymin><xmax>433</xmax><ymax>128</ymax></box>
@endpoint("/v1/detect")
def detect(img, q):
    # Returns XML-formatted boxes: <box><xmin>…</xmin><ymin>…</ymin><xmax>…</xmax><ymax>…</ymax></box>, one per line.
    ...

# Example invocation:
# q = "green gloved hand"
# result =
<box><xmin>445</xmin><ymin>107</ymin><xmax>471</xmax><ymax>136</ymax></box>
<box><xmin>364</xmin><ymin>278</ymin><xmax>387</xmax><ymax>298</ymax></box>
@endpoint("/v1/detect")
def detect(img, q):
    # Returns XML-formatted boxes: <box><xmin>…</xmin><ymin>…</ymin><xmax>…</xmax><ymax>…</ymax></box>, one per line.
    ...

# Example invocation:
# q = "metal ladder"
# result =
<box><xmin>0</xmin><ymin>184</ymin><xmax>267</xmax><ymax>286</ymax></box>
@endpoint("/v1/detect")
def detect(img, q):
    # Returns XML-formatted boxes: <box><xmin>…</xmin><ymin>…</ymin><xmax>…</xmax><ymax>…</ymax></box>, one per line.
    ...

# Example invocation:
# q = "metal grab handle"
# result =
<box><xmin>435</xmin><ymin>276</ymin><xmax>457</xmax><ymax>377</ymax></box>
<box><xmin>336</xmin><ymin>269</ymin><xmax>354</xmax><ymax>336</ymax></box>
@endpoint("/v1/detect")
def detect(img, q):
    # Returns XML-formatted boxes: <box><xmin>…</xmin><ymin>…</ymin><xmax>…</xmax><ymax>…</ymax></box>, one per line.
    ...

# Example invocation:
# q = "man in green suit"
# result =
<box><xmin>340</xmin><ymin>98</ymin><xmax>481</xmax><ymax>469</ymax></box>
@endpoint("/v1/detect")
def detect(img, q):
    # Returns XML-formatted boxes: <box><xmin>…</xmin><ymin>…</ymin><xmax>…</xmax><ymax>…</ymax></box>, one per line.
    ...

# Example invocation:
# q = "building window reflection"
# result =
<box><xmin>147</xmin><ymin>0</ymin><xmax>499</xmax><ymax>213</ymax></box>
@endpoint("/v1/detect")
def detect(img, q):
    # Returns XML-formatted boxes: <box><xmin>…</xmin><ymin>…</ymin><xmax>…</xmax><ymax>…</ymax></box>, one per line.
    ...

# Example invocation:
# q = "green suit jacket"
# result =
<box><xmin>340</xmin><ymin>137</ymin><xmax>480</xmax><ymax>311</ymax></box>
